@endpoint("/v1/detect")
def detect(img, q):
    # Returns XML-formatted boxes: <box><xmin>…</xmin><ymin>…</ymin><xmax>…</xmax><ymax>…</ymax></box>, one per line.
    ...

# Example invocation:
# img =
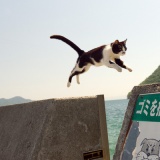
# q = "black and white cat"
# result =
<box><xmin>50</xmin><ymin>35</ymin><xmax>132</xmax><ymax>87</ymax></box>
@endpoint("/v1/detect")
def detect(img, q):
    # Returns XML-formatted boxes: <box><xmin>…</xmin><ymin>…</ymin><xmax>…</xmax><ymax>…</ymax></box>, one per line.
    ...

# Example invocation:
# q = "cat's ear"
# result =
<box><xmin>114</xmin><ymin>40</ymin><xmax>119</xmax><ymax>44</ymax></box>
<box><xmin>123</xmin><ymin>39</ymin><xmax>127</xmax><ymax>44</ymax></box>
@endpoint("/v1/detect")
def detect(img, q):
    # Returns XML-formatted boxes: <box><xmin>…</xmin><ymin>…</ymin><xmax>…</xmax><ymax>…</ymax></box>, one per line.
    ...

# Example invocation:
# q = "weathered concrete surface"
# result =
<box><xmin>113</xmin><ymin>83</ymin><xmax>160</xmax><ymax>160</ymax></box>
<box><xmin>0</xmin><ymin>95</ymin><xmax>110</xmax><ymax>160</ymax></box>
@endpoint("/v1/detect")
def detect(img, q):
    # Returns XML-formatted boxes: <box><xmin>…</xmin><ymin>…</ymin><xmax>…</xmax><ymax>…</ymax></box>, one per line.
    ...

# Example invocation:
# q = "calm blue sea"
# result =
<box><xmin>105</xmin><ymin>99</ymin><xmax>129</xmax><ymax>159</ymax></box>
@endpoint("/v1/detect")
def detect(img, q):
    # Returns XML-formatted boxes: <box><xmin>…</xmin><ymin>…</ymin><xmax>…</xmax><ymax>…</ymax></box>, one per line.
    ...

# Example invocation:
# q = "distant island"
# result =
<box><xmin>127</xmin><ymin>65</ymin><xmax>160</xmax><ymax>99</ymax></box>
<box><xmin>0</xmin><ymin>96</ymin><xmax>32</xmax><ymax>106</ymax></box>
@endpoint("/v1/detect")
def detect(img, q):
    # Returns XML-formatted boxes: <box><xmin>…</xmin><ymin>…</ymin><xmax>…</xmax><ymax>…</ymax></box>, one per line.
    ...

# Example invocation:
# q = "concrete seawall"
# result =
<box><xmin>0</xmin><ymin>95</ymin><xmax>110</xmax><ymax>160</ymax></box>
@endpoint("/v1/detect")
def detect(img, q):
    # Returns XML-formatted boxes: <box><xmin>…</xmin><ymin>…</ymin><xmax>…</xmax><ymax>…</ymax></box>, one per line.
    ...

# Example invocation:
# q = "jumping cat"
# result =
<box><xmin>50</xmin><ymin>35</ymin><xmax>132</xmax><ymax>87</ymax></box>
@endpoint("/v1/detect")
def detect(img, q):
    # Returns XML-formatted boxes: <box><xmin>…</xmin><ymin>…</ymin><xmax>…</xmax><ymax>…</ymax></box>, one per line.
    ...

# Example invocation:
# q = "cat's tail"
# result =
<box><xmin>50</xmin><ymin>35</ymin><xmax>84</xmax><ymax>56</ymax></box>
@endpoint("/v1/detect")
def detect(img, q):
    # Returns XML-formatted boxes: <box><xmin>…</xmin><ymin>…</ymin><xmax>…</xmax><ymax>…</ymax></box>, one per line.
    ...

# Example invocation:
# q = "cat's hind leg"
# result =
<box><xmin>67</xmin><ymin>63</ymin><xmax>91</xmax><ymax>87</ymax></box>
<box><xmin>76</xmin><ymin>65</ymin><xmax>91</xmax><ymax>85</ymax></box>
<box><xmin>67</xmin><ymin>69</ymin><xmax>85</xmax><ymax>87</ymax></box>
<box><xmin>76</xmin><ymin>75</ymin><xmax>80</xmax><ymax>84</ymax></box>
<box><xmin>67</xmin><ymin>64</ymin><xmax>79</xmax><ymax>87</ymax></box>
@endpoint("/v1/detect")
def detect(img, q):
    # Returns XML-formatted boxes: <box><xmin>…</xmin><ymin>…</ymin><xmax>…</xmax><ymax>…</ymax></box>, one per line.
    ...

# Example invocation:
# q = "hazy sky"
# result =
<box><xmin>0</xmin><ymin>0</ymin><xmax>160</xmax><ymax>100</ymax></box>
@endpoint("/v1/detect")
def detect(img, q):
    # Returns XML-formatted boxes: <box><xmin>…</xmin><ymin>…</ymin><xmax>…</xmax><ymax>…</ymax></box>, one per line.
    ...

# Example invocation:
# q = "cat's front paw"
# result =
<box><xmin>117</xmin><ymin>67</ymin><xmax>122</xmax><ymax>72</ymax></box>
<box><xmin>127</xmin><ymin>68</ymin><xmax>132</xmax><ymax>72</ymax></box>
<box><xmin>67</xmin><ymin>82</ymin><xmax>71</xmax><ymax>87</ymax></box>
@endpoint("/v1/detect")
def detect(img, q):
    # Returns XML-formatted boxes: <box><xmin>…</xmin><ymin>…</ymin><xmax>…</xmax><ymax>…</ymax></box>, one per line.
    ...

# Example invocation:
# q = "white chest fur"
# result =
<box><xmin>103</xmin><ymin>45</ymin><xmax>120</xmax><ymax>62</ymax></box>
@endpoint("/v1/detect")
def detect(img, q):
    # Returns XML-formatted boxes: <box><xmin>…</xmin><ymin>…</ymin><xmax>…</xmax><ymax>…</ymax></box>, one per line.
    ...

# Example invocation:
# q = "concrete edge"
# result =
<box><xmin>97</xmin><ymin>95</ymin><xmax>110</xmax><ymax>160</ymax></box>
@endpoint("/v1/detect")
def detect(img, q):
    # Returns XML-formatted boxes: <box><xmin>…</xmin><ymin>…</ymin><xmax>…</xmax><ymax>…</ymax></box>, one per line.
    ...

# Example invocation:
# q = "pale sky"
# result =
<box><xmin>0</xmin><ymin>0</ymin><xmax>160</xmax><ymax>100</ymax></box>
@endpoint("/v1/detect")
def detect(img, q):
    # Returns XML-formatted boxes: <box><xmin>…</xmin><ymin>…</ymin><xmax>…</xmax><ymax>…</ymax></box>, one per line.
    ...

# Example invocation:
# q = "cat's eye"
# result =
<box><xmin>118</xmin><ymin>45</ymin><xmax>122</xmax><ymax>48</ymax></box>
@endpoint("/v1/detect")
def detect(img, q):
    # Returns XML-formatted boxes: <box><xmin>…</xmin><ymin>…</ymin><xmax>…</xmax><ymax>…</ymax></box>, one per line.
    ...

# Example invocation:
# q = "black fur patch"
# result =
<box><xmin>115</xmin><ymin>58</ymin><xmax>126</xmax><ymax>69</ymax></box>
<box><xmin>78</xmin><ymin>55</ymin><xmax>94</xmax><ymax>68</ymax></box>
<box><xmin>78</xmin><ymin>45</ymin><xmax>106</xmax><ymax>68</ymax></box>
<box><xmin>112</xmin><ymin>42</ymin><xmax>127</xmax><ymax>54</ymax></box>
<box><xmin>89</xmin><ymin>45</ymin><xmax>106</xmax><ymax>62</ymax></box>
<box><xmin>112</xmin><ymin>44</ymin><xmax>120</xmax><ymax>54</ymax></box>
<box><xmin>109</xmin><ymin>61</ymin><xmax>114</xmax><ymax>64</ymax></box>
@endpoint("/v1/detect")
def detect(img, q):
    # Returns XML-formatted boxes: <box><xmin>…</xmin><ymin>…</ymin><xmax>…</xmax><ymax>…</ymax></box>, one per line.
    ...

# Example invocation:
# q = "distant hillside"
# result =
<box><xmin>0</xmin><ymin>96</ymin><xmax>32</xmax><ymax>106</ymax></box>
<box><xmin>127</xmin><ymin>65</ymin><xmax>160</xmax><ymax>98</ymax></box>
<box><xmin>140</xmin><ymin>65</ymin><xmax>160</xmax><ymax>85</ymax></box>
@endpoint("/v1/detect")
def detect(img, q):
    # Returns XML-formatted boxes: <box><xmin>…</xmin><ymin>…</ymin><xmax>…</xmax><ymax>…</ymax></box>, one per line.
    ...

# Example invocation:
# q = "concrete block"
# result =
<box><xmin>113</xmin><ymin>83</ymin><xmax>160</xmax><ymax>160</ymax></box>
<box><xmin>0</xmin><ymin>95</ymin><xmax>110</xmax><ymax>160</ymax></box>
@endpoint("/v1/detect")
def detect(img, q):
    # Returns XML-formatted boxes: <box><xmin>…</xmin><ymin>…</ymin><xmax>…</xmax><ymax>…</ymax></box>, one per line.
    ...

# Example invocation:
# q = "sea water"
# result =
<box><xmin>105</xmin><ymin>99</ymin><xmax>129</xmax><ymax>159</ymax></box>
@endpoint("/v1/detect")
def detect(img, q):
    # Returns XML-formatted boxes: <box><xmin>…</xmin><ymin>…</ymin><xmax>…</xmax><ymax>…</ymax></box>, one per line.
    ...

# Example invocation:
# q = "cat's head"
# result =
<box><xmin>111</xmin><ymin>39</ymin><xmax>127</xmax><ymax>56</ymax></box>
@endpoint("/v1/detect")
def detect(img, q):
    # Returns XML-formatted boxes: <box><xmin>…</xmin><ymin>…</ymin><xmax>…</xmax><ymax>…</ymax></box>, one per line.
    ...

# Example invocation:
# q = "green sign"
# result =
<box><xmin>132</xmin><ymin>93</ymin><xmax>160</xmax><ymax>122</ymax></box>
